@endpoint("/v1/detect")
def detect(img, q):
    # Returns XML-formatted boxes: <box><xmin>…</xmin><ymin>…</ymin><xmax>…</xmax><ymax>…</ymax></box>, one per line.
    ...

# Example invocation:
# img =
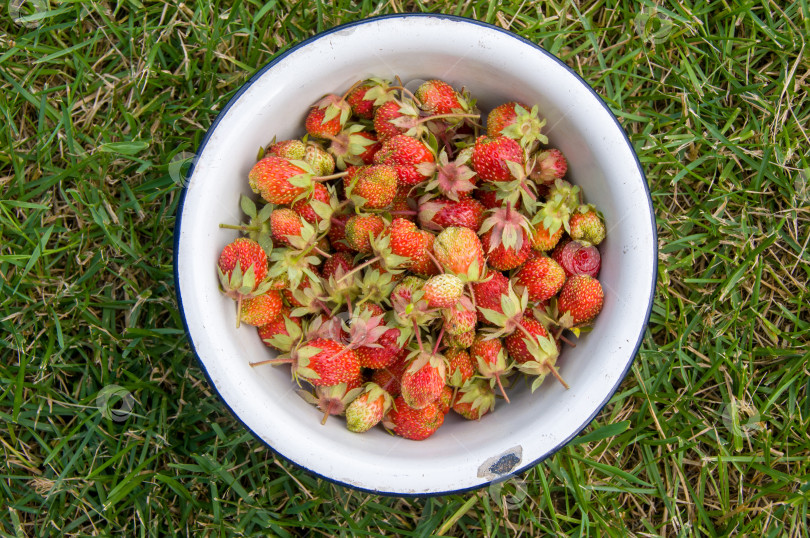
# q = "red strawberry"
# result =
<box><xmin>345</xmin><ymin>383</ymin><xmax>394</xmax><ymax>432</ymax></box>
<box><xmin>289</xmin><ymin>338</ymin><xmax>362</xmax><ymax>386</ymax></box>
<box><xmin>418</xmin><ymin>196</ymin><xmax>485</xmax><ymax>232</ymax></box>
<box><xmin>257</xmin><ymin>308</ymin><xmax>301</xmax><ymax>351</ymax></box>
<box><xmin>345</xmin><ymin>164</ymin><xmax>397</xmax><ymax>210</ymax></box>
<box><xmin>327</xmin><ymin>213</ymin><xmax>353</xmax><ymax>252</ymax></box>
<box><xmin>409</xmin><ymin>230</ymin><xmax>441</xmax><ymax>277</ymax></box>
<box><xmin>557</xmin><ymin>275</ymin><xmax>604</xmax><ymax>327</ymax></box>
<box><xmin>471</xmin><ymin>136</ymin><xmax>523</xmax><ymax>183</ymax></box>
<box><xmin>514</xmin><ymin>255</ymin><xmax>566</xmax><ymax>303</ymax></box>
<box><xmin>346</xmin><ymin>82</ymin><xmax>376</xmax><ymax>119</ymax></box>
<box><xmin>451</xmin><ymin>379</ymin><xmax>495</xmax><ymax>420</ymax></box>
<box><xmin>480</xmin><ymin>228</ymin><xmax>532</xmax><ymax>271</ymax></box>
<box><xmin>373</xmin><ymin>99</ymin><xmax>421</xmax><ymax>140</ymax></box>
<box><xmin>305</xmin><ymin>94</ymin><xmax>351</xmax><ymax>138</ymax></box>
<box><xmin>472</xmin><ymin>271</ymin><xmax>509</xmax><ymax>323</ymax></box>
<box><xmin>422</xmin><ymin>274</ymin><xmax>464</xmax><ymax>309</ymax></box>
<box><xmin>267</xmin><ymin>139</ymin><xmax>334</xmax><ymax>175</ymax></box>
<box><xmin>344</xmin><ymin>214</ymin><xmax>385</xmax><ymax>253</ymax></box>
<box><xmin>270</xmin><ymin>208</ymin><xmax>304</xmax><ymax>246</ymax></box>
<box><xmin>569</xmin><ymin>207</ymin><xmax>606</xmax><ymax>245</ymax></box>
<box><xmin>373</xmin><ymin>135</ymin><xmax>435</xmax><ymax>186</ymax></box>
<box><xmin>504</xmin><ymin>316</ymin><xmax>549</xmax><ymax>364</ymax></box>
<box><xmin>390</xmin><ymin>186</ymin><xmax>416</xmax><ymax>221</ymax></box>
<box><xmin>470</xmin><ymin>335</ymin><xmax>511</xmax><ymax>401</ymax></box>
<box><xmin>486</xmin><ymin>102</ymin><xmax>529</xmax><ymax>138</ymax></box>
<box><xmin>387</xmin><ymin>218</ymin><xmax>424</xmax><ymax>264</ymax></box>
<box><xmin>357</xmin><ymin>327</ymin><xmax>401</xmax><ymax>369</ymax></box>
<box><xmin>248</xmin><ymin>156</ymin><xmax>309</xmax><ymax>205</ymax></box>
<box><xmin>400</xmin><ymin>352</ymin><xmax>446</xmax><ymax>409</ymax></box>
<box><xmin>240</xmin><ymin>290</ymin><xmax>283</xmax><ymax>326</ymax></box>
<box><xmin>218</xmin><ymin>238</ymin><xmax>268</xmax><ymax>286</ymax></box>
<box><xmin>474</xmin><ymin>187</ymin><xmax>521</xmax><ymax>210</ymax></box>
<box><xmin>530</xmin><ymin>148</ymin><xmax>567</xmax><ymax>183</ymax></box>
<box><xmin>422</xmin><ymin>149</ymin><xmax>478</xmax><ymax>201</ymax></box>
<box><xmin>291</xmin><ymin>183</ymin><xmax>331</xmax><ymax>225</ymax></box>
<box><xmin>552</xmin><ymin>238</ymin><xmax>601</xmax><ymax>277</ymax></box>
<box><xmin>438</xmin><ymin>385</ymin><xmax>454</xmax><ymax>414</ymax></box>
<box><xmin>446</xmin><ymin>348</ymin><xmax>475</xmax><ymax>387</ymax></box>
<box><xmin>371</xmin><ymin>352</ymin><xmax>408</xmax><ymax>396</ymax></box>
<box><xmin>433</xmin><ymin>227</ymin><xmax>485</xmax><ymax>281</ymax></box>
<box><xmin>414</xmin><ymin>79</ymin><xmax>466</xmax><ymax>114</ymax></box>
<box><xmin>383</xmin><ymin>396</ymin><xmax>445</xmax><ymax>440</ymax></box>
<box><xmin>356</xmin><ymin>131</ymin><xmax>382</xmax><ymax>164</ymax></box>
<box><xmin>321</xmin><ymin>251</ymin><xmax>355</xmax><ymax>281</ymax></box>
<box><xmin>531</xmin><ymin>220</ymin><xmax>564</xmax><ymax>251</ymax></box>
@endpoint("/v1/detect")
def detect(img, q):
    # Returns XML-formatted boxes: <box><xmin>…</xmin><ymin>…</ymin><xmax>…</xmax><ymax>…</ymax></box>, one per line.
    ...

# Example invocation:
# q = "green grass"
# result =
<box><xmin>1</xmin><ymin>0</ymin><xmax>808</xmax><ymax>536</ymax></box>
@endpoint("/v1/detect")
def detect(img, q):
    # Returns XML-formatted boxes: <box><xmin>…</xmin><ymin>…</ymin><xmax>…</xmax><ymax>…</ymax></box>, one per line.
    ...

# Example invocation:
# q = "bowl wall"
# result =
<box><xmin>175</xmin><ymin>15</ymin><xmax>656</xmax><ymax>495</ymax></box>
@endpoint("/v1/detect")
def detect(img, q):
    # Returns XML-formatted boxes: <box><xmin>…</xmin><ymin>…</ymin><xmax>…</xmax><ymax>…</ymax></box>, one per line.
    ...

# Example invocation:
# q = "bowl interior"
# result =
<box><xmin>175</xmin><ymin>15</ymin><xmax>656</xmax><ymax>495</ymax></box>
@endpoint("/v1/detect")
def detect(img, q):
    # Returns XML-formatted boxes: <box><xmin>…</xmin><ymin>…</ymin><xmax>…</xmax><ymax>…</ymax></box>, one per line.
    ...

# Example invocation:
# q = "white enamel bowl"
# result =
<box><xmin>174</xmin><ymin>14</ymin><xmax>657</xmax><ymax>495</ymax></box>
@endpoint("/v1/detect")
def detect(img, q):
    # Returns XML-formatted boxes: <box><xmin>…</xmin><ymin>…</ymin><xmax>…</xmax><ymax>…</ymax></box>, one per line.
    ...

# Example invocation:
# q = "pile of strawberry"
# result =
<box><xmin>215</xmin><ymin>77</ymin><xmax>605</xmax><ymax>440</ymax></box>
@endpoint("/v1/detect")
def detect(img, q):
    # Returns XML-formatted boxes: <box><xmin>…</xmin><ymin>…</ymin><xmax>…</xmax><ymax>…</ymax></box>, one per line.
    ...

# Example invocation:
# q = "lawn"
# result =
<box><xmin>1</xmin><ymin>1</ymin><xmax>808</xmax><ymax>536</ymax></box>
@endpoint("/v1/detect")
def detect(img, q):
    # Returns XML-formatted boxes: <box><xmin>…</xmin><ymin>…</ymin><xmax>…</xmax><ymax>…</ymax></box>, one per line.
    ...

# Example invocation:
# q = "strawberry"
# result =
<box><xmin>266</xmin><ymin>139</ymin><xmax>335</xmax><ymax>175</ymax></box>
<box><xmin>270</xmin><ymin>208</ymin><xmax>304</xmax><ymax>246</ymax></box>
<box><xmin>256</xmin><ymin>337</ymin><xmax>361</xmax><ymax>387</ymax></box>
<box><xmin>291</xmin><ymin>182</ymin><xmax>331</xmax><ymax>225</ymax></box>
<box><xmin>504</xmin><ymin>316</ymin><xmax>550</xmax><ymax>364</ymax></box>
<box><xmin>446</xmin><ymin>348</ymin><xmax>475</xmax><ymax>388</ymax></box>
<box><xmin>414</xmin><ymin>79</ymin><xmax>466</xmax><ymax>115</ymax></box>
<box><xmin>471</xmin><ymin>136</ymin><xmax>523</xmax><ymax>183</ymax></box>
<box><xmin>390</xmin><ymin>185</ymin><xmax>415</xmax><ymax>220</ymax></box>
<box><xmin>257</xmin><ymin>308</ymin><xmax>301</xmax><ymax>352</ymax></box>
<box><xmin>552</xmin><ymin>238</ymin><xmax>601</xmax><ymax>277</ymax></box>
<box><xmin>345</xmin><ymin>383</ymin><xmax>394</xmax><ymax>432</ymax></box>
<box><xmin>569</xmin><ymin>207</ymin><xmax>606</xmax><ymax>245</ymax></box>
<box><xmin>451</xmin><ymin>379</ymin><xmax>495</xmax><ymax>420</ymax></box>
<box><xmin>326</xmin><ymin>125</ymin><xmax>380</xmax><ymax>170</ymax></box>
<box><xmin>422</xmin><ymin>274</ymin><xmax>464</xmax><ymax>308</ymax></box>
<box><xmin>433</xmin><ymin>227</ymin><xmax>485</xmax><ymax>281</ymax></box>
<box><xmin>409</xmin><ymin>230</ymin><xmax>441</xmax><ymax>277</ymax></box>
<box><xmin>381</xmin><ymin>218</ymin><xmax>419</xmax><ymax>266</ymax></box>
<box><xmin>418</xmin><ymin>196</ymin><xmax>486</xmax><ymax>232</ymax></box>
<box><xmin>480</xmin><ymin>228</ymin><xmax>532</xmax><ymax>271</ymax></box>
<box><xmin>248</xmin><ymin>156</ymin><xmax>309</xmax><ymax>205</ymax></box>
<box><xmin>443</xmin><ymin>296</ymin><xmax>477</xmax><ymax>335</ymax></box>
<box><xmin>373</xmin><ymin>99</ymin><xmax>421</xmax><ymax>140</ymax></box>
<box><xmin>557</xmin><ymin>275</ymin><xmax>604</xmax><ymax>327</ymax></box>
<box><xmin>400</xmin><ymin>352</ymin><xmax>446</xmax><ymax>409</ymax></box>
<box><xmin>486</xmin><ymin>102</ymin><xmax>529</xmax><ymax>138</ymax></box>
<box><xmin>421</xmin><ymin>149</ymin><xmax>478</xmax><ymax>201</ymax></box>
<box><xmin>346</xmin><ymin>82</ymin><xmax>376</xmax><ymax>119</ymax></box>
<box><xmin>218</xmin><ymin>237</ymin><xmax>268</xmax><ymax>286</ymax></box>
<box><xmin>327</xmin><ymin>213</ymin><xmax>353</xmax><ymax>252</ymax></box>
<box><xmin>356</xmin><ymin>131</ymin><xmax>382</xmax><ymax>164</ymax></box>
<box><xmin>514</xmin><ymin>255</ymin><xmax>566</xmax><ymax>303</ymax></box>
<box><xmin>531</xmin><ymin>220</ymin><xmax>564</xmax><ymax>251</ymax></box>
<box><xmin>299</xmin><ymin>382</ymin><xmax>364</xmax><ymax>425</ymax></box>
<box><xmin>345</xmin><ymin>164</ymin><xmax>397</xmax><ymax>210</ymax></box>
<box><xmin>305</xmin><ymin>94</ymin><xmax>351</xmax><ymax>138</ymax></box>
<box><xmin>371</xmin><ymin>352</ymin><xmax>408</xmax><ymax>396</ymax></box>
<box><xmin>530</xmin><ymin>148</ymin><xmax>567</xmax><ymax>183</ymax></box>
<box><xmin>470</xmin><ymin>335</ymin><xmax>511</xmax><ymax>401</ymax></box>
<box><xmin>474</xmin><ymin>187</ymin><xmax>522</xmax><ymax>210</ymax></box>
<box><xmin>445</xmin><ymin>329</ymin><xmax>475</xmax><ymax>349</ymax></box>
<box><xmin>472</xmin><ymin>271</ymin><xmax>509</xmax><ymax>323</ymax></box>
<box><xmin>357</xmin><ymin>327</ymin><xmax>401</xmax><ymax>369</ymax></box>
<box><xmin>344</xmin><ymin>214</ymin><xmax>385</xmax><ymax>253</ymax></box>
<box><xmin>240</xmin><ymin>290</ymin><xmax>283</xmax><ymax>326</ymax></box>
<box><xmin>373</xmin><ymin>135</ymin><xmax>435</xmax><ymax>186</ymax></box>
<box><xmin>321</xmin><ymin>251</ymin><xmax>355</xmax><ymax>281</ymax></box>
<box><xmin>438</xmin><ymin>385</ymin><xmax>454</xmax><ymax>414</ymax></box>
<box><xmin>383</xmin><ymin>396</ymin><xmax>445</xmax><ymax>440</ymax></box>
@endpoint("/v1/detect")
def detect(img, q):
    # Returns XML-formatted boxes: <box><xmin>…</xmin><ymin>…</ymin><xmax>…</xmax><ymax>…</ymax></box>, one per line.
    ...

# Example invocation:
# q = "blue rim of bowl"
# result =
<box><xmin>173</xmin><ymin>12</ymin><xmax>658</xmax><ymax>497</ymax></box>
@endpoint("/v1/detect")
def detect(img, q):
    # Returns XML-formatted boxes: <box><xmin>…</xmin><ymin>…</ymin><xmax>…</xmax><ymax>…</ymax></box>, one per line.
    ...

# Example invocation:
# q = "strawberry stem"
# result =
<box><xmin>413</xmin><ymin>320</ymin><xmax>424</xmax><ymax>353</ymax></box>
<box><xmin>516</xmin><ymin>322</ymin><xmax>569</xmax><ymax>390</ymax></box>
<box><xmin>313</xmin><ymin>171</ymin><xmax>349</xmax><ymax>182</ymax></box>
<box><xmin>433</xmin><ymin>325</ymin><xmax>445</xmax><ymax>355</ymax></box>
<box><xmin>467</xmin><ymin>283</ymin><xmax>477</xmax><ymax>312</ymax></box>
<box><xmin>386</xmin><ymin>85</ymin><xmax>418</xmax><ymax>102</ymax></box>
<box><xmin>425</xmin><ymin>250</ymin><xmax>445</xmax><ymax>273</ymax></box>
<box><xmin>321</xmin><ymin>406</ymin><xmax>330</xmax><ymax>425</ymax></box>
<box><xmin>337</xmin><ymin>255</ymin><xmax>380</xmax><ymax>283</ymax></box>
<box><xmin>219</xmin><ymin>223</ymin><xmax>253</xmax><ymax>232</ymax></box>
<box><xmin>236</xmin><ymin>296</ymin><xmax>242</xmax><ymax>329</ymax></box>
<box><xmin>313</xmin><ymin>246</ymin><xmax>332</xmax><ymax>258</ymax></box>
<box><xmin>249</xmin><ymin>357</ymin><xmax>292</xmax><ymax>367</ymax></box>
<box><xmin>495</xmin><ymin>373</ymin><xmax>511</xmax><ymax>404</ymax></box>
<box><xmin>415</xmin><ymin>113</ymin><xmax>480</xmax><ymax>125</ymax></box>
<box><xmin>340</xmin><ymin>79</ymin><xmax>364</xmax><ymax>101</ymax></box>
<box><xmin>559</xmin><ymin>334</ymin><xmax>577</xmax><ymax>347</ymax></box>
